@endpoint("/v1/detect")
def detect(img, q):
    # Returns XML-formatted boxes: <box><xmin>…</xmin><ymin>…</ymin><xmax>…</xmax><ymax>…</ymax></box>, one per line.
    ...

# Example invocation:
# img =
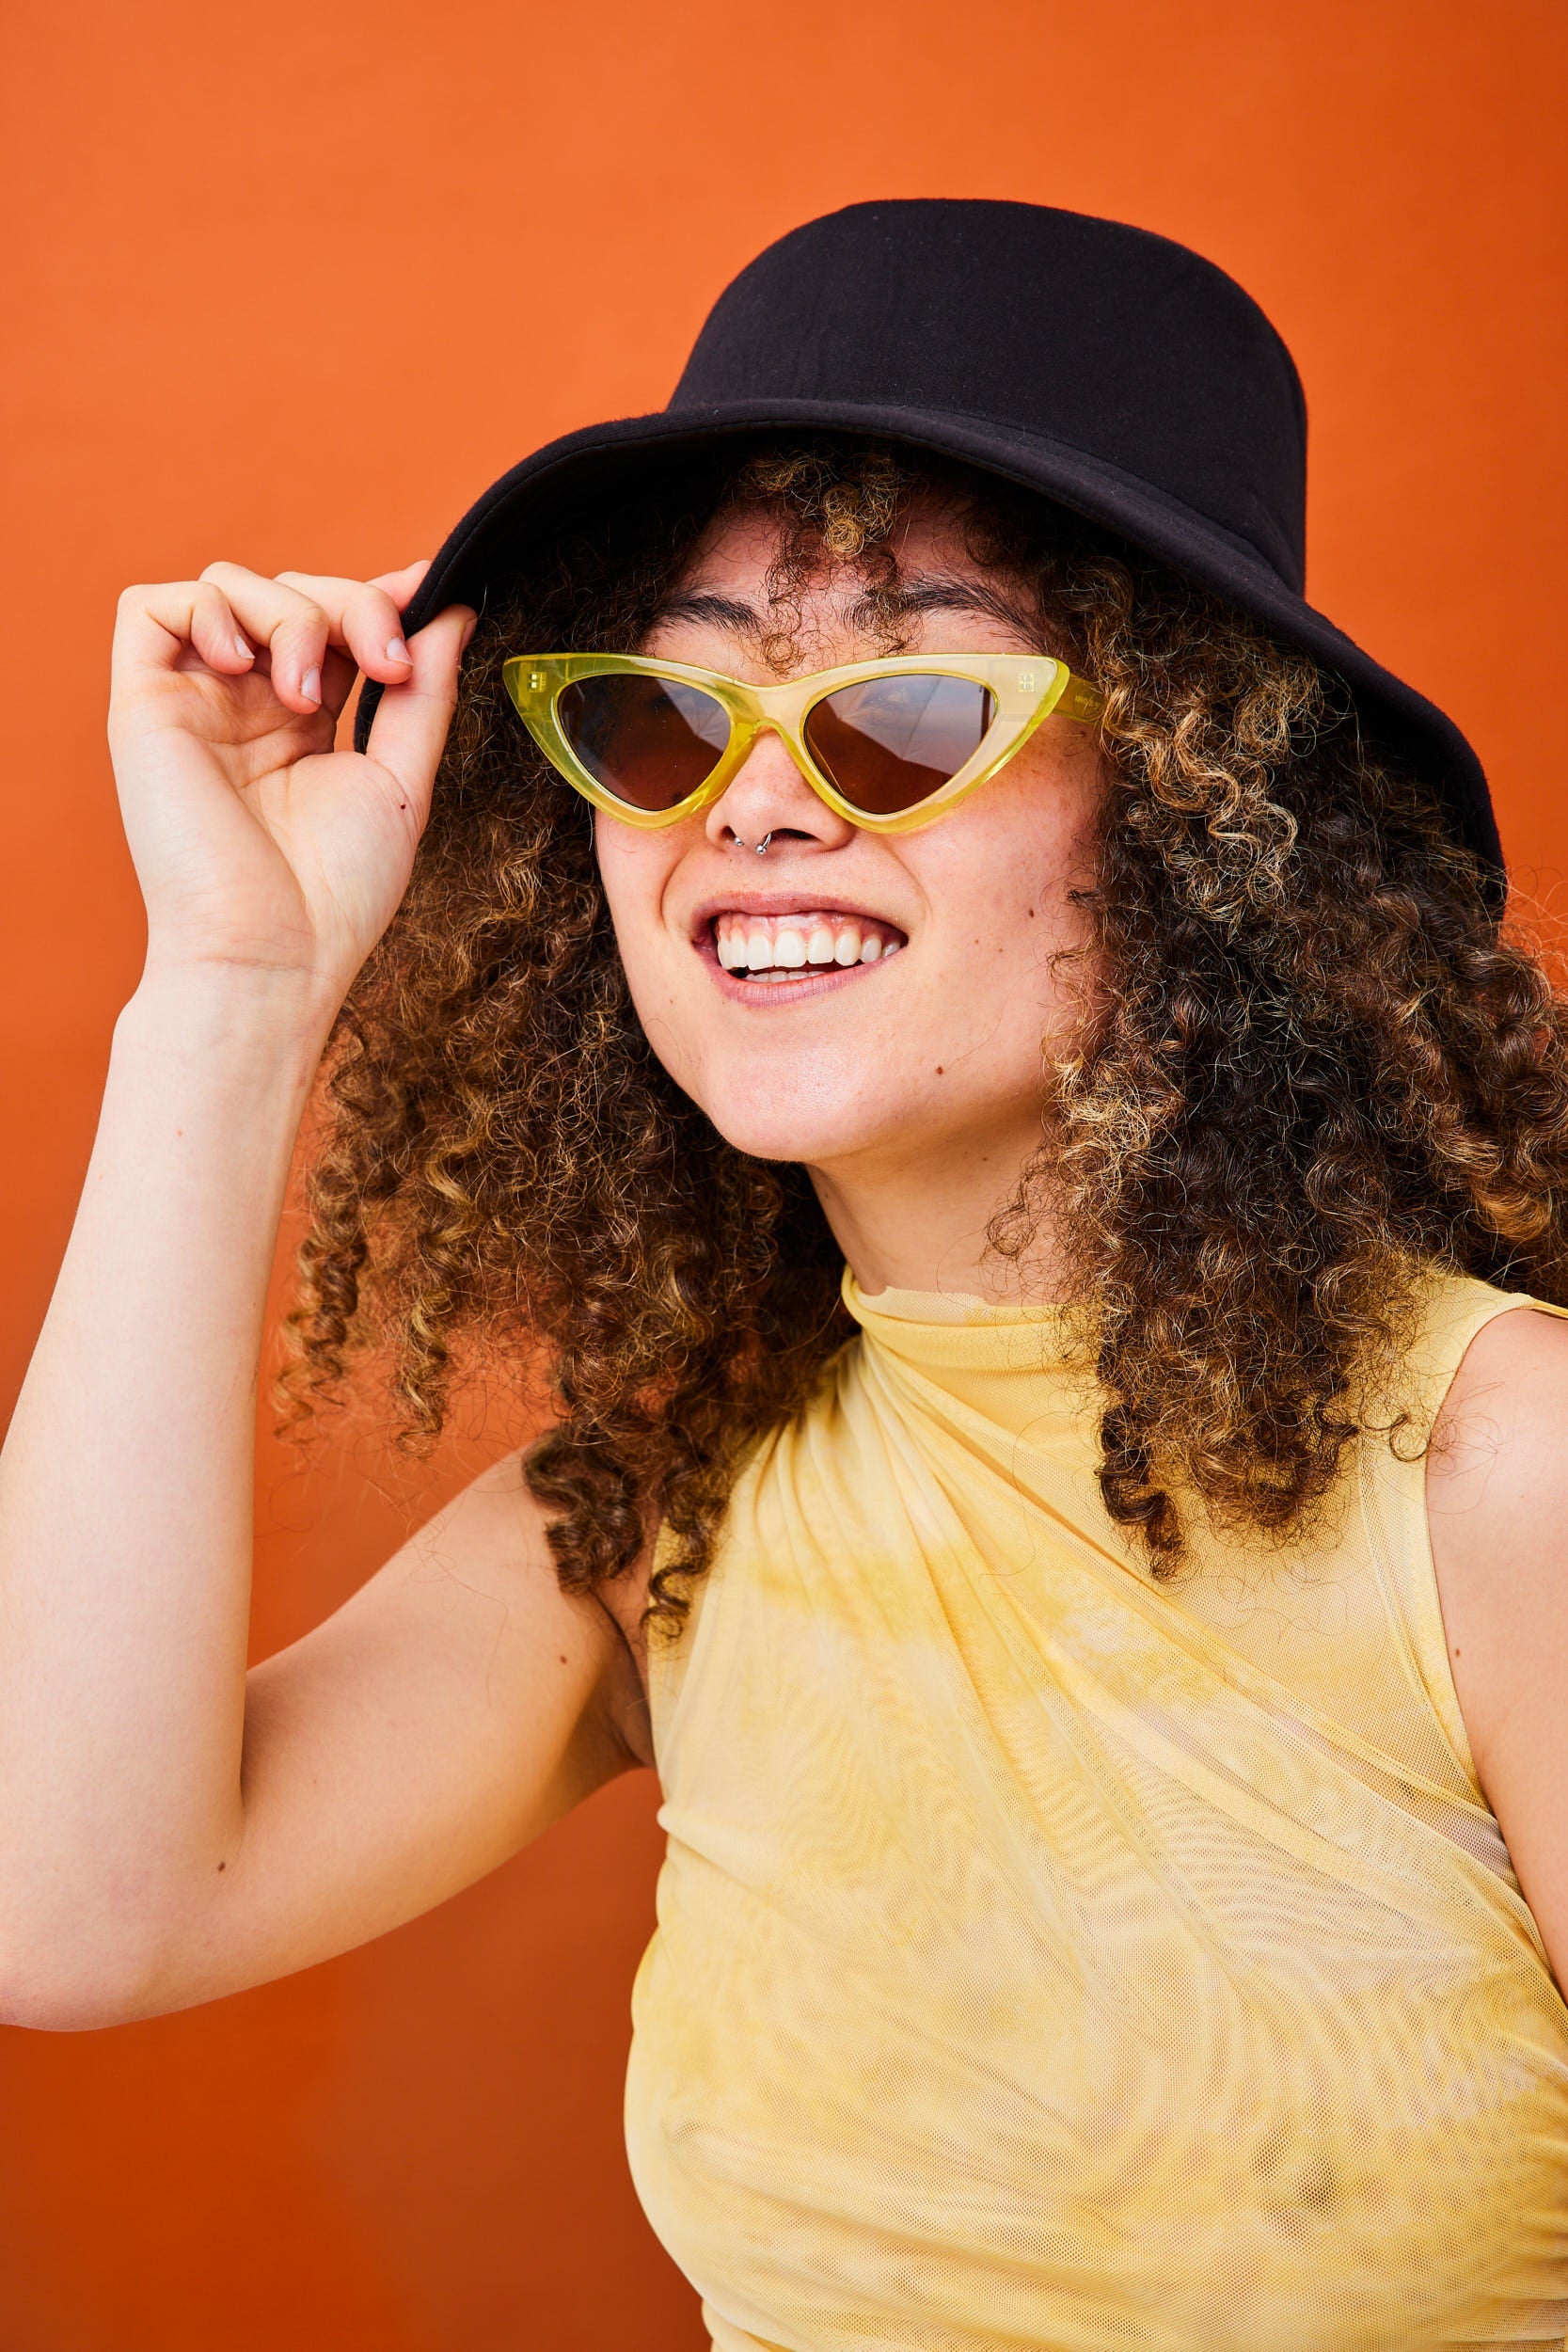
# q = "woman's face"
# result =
<box><xmin>594</xmin><ymin>498</ymin><xmax>1105</xmax><ymax>1206</ymax></box>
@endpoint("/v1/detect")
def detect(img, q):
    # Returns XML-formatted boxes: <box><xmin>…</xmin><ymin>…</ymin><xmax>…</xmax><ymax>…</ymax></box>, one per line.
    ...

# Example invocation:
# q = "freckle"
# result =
<box><xmin>935</xmin><ymin>1066</ymin><xmax>944</xmax><ymax>1076</ymax></box>
<box><xmin>558</xmin><ymin>1654</ymin><xmax>567</xmax><ymax>1664</ymax></box>
<box><xmin>217</xmin><ymin>1861</ymin><xmax>226</xmax><ymax>1872</ymax></box>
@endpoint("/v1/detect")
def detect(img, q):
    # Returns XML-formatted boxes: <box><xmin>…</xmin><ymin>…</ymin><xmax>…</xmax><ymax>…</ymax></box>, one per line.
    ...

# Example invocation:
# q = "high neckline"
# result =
<box><xmin>842</xmin><ymin>1267</ymin><xmax>1072</xmax><ymax>1332</ymax></box>
<box><xmin>839</xmin><ymin>1269</ymin><xmax>1085</xmax><ymax>1423</ymax></box>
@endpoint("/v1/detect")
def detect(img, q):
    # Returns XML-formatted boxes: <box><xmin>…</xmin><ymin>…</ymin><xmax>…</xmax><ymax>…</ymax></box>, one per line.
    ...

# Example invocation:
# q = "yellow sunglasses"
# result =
<box><xmin>501</xmin><ymin>651</ymin><xmax>1104</xmax><ymax>834</ymax></box>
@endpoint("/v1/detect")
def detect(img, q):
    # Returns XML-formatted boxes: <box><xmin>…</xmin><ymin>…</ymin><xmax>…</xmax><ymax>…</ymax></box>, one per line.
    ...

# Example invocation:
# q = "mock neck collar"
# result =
<box><xmin>838</xmin><ymin>1267</ymin><xmax>1093</xmax><ymax>1449</ymax></box>
<box><xmin>842</xmin><ymin>1267</ymin><xmax>1071</xmax><ymax>1331</ymax></box>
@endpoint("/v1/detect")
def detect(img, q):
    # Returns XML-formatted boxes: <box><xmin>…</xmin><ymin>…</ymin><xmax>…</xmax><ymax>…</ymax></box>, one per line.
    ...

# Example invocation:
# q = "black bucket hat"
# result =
<box><xmin>358</xmin><ymin>198</ymin><xmax>1501</xmax><ymax>882</ymax></box>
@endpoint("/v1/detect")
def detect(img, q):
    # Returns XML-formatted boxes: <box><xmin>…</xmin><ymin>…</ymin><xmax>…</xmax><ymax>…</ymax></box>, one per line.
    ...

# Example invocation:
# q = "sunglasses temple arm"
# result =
<box><xmin>1054</xmin><ymin>674</ymin><xmax>1106</xmax><ymax>725</ymax></box>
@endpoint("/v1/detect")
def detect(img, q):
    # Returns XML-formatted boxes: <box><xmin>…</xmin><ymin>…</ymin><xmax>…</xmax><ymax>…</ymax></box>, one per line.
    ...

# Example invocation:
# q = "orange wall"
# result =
<box><xmin>1</xmin><ymin>2</ymin><xmax>1563</xmax><ymax>2343</ymax></box>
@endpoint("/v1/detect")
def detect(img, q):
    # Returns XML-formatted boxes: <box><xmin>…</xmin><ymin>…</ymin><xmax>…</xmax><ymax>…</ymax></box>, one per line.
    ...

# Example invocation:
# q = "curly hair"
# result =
<box><xmin>285</xmin><ymin>437</ymin><xmax>1568</xmax><ymax>1630</ymax></box>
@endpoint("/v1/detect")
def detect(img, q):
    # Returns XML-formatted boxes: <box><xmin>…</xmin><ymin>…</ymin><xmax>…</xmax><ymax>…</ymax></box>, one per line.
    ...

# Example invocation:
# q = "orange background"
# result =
<box><xmin>1</xmin><ymin>2</ymin><xmax>1564</xmax><ymax>2344</ymax></box>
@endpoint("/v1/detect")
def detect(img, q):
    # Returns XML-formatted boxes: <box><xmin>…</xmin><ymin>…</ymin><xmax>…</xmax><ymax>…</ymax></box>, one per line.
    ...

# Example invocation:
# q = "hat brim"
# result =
<box><xmin>356</xmin><ymin>398</ymin><xmax>1500</xmax><ymax>882</ymax></box>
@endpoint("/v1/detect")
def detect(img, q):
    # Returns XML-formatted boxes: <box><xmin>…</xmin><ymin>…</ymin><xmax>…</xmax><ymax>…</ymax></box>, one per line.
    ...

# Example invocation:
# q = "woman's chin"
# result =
<box><xmin>707</xmin><ymin>1117</ymin><xmax>891</xmax><ymax>1169</ymax></box>
<box><xmin>699</xmin><ymin>1086</ymin><xmax>917</xmax><ymax>1173</ymax></box>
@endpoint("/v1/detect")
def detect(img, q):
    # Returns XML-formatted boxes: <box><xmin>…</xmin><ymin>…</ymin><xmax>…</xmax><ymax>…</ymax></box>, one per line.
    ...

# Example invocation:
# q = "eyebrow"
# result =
<box><xmin>651</xmin><ymin>573</ymin><xmax>1047</xmax><ymax>644</ymax></box>
<box><xmin>860</xmin><ymin>575</ymin><xmax>1046</xmax><ymax>639</ymax></box>
<box><xmin>650</xmin><ymin>591</ymin><xmax>762</xmax><ymax>635</ymax></box>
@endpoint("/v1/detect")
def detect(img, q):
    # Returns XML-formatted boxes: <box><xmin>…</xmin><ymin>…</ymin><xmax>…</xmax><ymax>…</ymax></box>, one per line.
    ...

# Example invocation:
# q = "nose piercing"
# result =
<box><xmin>735</xmin><ymin>832</ymin><xmax>773</xmax><ymax>856</ymax></box>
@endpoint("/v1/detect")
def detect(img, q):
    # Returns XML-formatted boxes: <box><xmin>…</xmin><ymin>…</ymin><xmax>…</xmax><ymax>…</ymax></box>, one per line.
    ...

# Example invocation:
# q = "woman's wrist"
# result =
<box><xmin>121</xmin><ymin>958</ymin><xmax>341</xmax><ymax>1083</ymax></box>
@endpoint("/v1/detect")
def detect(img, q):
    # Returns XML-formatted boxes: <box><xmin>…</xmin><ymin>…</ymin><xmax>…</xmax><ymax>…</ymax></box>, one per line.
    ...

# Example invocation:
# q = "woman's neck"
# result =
<box><xmin>807</xmin><ymin>1125</ymin><xmax>1067</xmax><ymax>1301</ymax></box>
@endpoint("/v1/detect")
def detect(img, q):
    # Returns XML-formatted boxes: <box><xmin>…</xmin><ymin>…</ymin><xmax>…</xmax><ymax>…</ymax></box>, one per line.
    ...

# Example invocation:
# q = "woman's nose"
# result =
<box><xmin>703</xmin><ymin>727</ymin><xmax>856</xmax><ymax>854</ymax></box>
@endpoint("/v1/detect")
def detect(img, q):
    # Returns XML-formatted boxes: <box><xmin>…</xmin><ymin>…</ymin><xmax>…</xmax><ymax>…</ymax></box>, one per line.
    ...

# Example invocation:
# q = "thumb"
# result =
<box><xmin>362</xmin><ymin>604</ymin><xmax>476</xmax><ymax>812</ymax></box>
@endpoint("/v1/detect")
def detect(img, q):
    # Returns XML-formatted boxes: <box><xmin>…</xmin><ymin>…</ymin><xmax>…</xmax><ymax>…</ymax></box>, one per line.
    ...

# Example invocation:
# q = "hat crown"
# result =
<box><xmin>671</xmin><ymin>199</ymin><xmax>1308</xmax><ymax>594</ymax></box>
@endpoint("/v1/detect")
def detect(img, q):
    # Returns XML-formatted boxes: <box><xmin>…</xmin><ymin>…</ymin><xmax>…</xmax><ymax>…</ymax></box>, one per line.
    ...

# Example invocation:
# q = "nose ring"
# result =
<box><xmin>735</xmin><ymin>832</ymin><xmax>773</xmax><ymax>856</ymax></box>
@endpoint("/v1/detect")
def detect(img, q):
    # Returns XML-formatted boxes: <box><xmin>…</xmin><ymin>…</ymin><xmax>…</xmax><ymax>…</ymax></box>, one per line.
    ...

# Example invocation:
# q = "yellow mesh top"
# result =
<box><xmin>626</xmin><ymin>1270</ymin><xmax>1568</xmax><ymax>2351</ymax></box>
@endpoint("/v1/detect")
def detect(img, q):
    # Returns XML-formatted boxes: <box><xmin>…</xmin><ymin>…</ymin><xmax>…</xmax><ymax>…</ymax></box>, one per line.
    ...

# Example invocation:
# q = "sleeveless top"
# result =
<box><xmin>625</xmin><ymin>1270</ymin><xmax>1568</xmax><ymax>2351</ymax></box>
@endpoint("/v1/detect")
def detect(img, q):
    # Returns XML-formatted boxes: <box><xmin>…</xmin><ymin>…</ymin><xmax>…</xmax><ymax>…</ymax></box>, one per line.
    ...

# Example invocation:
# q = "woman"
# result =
<box><xmin>3</xmin><ymin>199</ymin><xmax>1568</xmax><ymax>2348</ymax></box>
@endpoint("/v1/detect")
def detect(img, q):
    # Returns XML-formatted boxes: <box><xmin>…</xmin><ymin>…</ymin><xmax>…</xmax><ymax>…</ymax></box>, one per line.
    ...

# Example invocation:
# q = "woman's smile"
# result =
<box><xmin>696</xmin><ymin>897</ymin><xmax>908</xmax><ymax>996</ymax></box>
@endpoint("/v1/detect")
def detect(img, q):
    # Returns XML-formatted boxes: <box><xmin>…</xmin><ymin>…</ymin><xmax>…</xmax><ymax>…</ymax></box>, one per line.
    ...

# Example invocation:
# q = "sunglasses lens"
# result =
<box><xmin>803</xmin><ymin>675</ymin><xmax>995</xmax><ymax>817</ymax></box>
<box><xmin>558</xmin><ymin>674</ymin><xmax>731</xmax><ymax>812</ymax></box>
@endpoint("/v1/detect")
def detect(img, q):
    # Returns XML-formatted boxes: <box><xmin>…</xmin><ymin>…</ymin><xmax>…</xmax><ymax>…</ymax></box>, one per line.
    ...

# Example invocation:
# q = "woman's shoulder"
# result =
<box><xmin>1420</xmin><ymin>1269</ymin><xmax>1568</xmax><ymax>1470</ymax></box>
<box><xmin>1424</xmin><ymin>1284</ymin><xmax>1568</xmax><ymax>1578</ymax></box>
<box><xmin>1421</xmin><ymin>1290</ymin><xmax>1568</xmax><ymax>1979</ymax></box>
<box><xmin>1418</xmin><ymin>1269</ymin><xmax>1568</xmax><ymax>1645</ymax></box>
<box><xmin>1400</xmin><ymin>1266</ymin><xmax>1565</xmax><ymax>1406</ymax></box>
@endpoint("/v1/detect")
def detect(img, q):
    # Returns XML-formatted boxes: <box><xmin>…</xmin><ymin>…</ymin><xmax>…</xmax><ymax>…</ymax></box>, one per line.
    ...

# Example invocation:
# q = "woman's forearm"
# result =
<box><xmin>0</xmin><ymin>967</ymin><xmax>329</xmax><ymax>2014</ymax></box>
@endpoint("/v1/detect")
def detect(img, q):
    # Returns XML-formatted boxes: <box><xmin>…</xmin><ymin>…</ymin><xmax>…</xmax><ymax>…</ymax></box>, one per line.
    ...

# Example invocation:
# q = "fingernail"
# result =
<box><xmin>300</xmin><ymin>666</ymin><xmax>322</xmax><ymax>707</ymax></box>
<box><xmin>386</xmin><ymin>636</ymin><xmax>412</xmax><ymax>666</ymax></box>
<box><xmin>459</xmin><ymin>616</ymin><xmax>478</xmax><ymax>656</ymax></box>
<box><xmin>233</xmin><ymin>632</ymin><xmax>253</xmax><ymax>661</ymax></box>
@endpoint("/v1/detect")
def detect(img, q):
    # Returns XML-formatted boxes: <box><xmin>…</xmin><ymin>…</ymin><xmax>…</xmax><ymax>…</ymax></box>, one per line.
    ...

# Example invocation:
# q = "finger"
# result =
<box><xmin>274</xmin><ymin>569</ymin><xmax>419</xmax><ymax>690</ymax></box>
<box><xmin>363</xmin><ymin>604</ymin><xmax>476</xmax><ymax>818</ymax></box>
<box><xmin>366</xmin><ymin>558</ymin><xmax>434</xmax><ymax>610</ymax></box>
<box><xmin>188</xmin><ymin>582</ymin><xmax>260</xmax><ymax>675</ymax></box>
<box><xmin>113</xmin><ymin>579</ymin><xmax>259</xmax><ymax>687</ymax></box>
<box><xmin>198</xmin><ymin>563</ymin><xmax>335</xmax><ymax>715</ymax></box>
<box><xmin>319</xmin><ymin>644</ymin><xmax>362</xmax><ymax>725</ymax></box>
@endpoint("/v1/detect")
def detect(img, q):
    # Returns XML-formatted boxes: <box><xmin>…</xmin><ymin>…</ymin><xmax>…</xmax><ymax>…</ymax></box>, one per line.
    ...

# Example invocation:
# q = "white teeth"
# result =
<box><xmin>711</xmin><ymin>910</ymin><xmax>904</xmax><ymax>978</ymax></box>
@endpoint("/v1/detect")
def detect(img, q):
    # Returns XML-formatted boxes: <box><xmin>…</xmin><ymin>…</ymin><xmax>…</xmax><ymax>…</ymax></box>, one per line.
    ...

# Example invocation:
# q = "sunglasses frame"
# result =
<box><xmin>500</xmin><ymin>651</ymin><xmax>1105</xmax><ymax>834</ymax></box>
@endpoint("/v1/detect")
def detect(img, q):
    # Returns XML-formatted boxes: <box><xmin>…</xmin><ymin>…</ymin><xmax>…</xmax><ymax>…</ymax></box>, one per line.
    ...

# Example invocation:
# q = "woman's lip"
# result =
<box><xmin>704</xmin><ymin>954</ymin><xmax>896</xmax><ymax>1006</ymax></box>
<box><xmin>688</xmin><ymin>889</ymin><xmax>908</xmax><ymax>942</ymax></box>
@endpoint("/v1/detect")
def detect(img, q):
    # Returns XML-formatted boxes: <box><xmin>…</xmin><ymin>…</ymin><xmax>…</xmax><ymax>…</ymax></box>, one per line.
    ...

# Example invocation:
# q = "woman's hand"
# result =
<box><xmin>108</xmin><ymin>560</ymin><xmax>475</xmax><ymax>1022</ymax></box>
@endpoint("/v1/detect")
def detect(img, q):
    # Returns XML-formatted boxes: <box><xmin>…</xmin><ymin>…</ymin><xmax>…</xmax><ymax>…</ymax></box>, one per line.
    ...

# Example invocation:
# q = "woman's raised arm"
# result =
<box><xmin>0</xmin><ymin>567</ymin><xmax>643</xmax><ymax>2029</ymax></box>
